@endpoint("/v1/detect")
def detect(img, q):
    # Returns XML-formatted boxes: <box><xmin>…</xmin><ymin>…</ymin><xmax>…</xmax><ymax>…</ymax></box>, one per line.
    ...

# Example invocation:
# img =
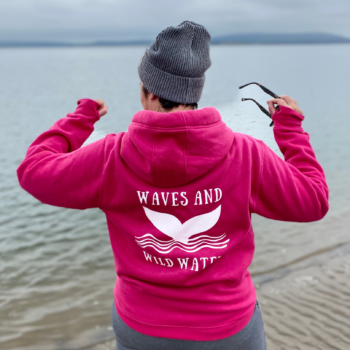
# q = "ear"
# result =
<box><xmin>150</xmin><ymin>93</ymin><xmax>158</xmax><ymax>101</ymax></box>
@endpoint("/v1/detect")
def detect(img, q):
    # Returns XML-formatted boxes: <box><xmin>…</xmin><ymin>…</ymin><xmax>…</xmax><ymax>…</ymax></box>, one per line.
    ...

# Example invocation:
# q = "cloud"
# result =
<box><xmin>0</xmin><ymin>0</ymin><xmax>348</xmax><ymax>42</ymax></box>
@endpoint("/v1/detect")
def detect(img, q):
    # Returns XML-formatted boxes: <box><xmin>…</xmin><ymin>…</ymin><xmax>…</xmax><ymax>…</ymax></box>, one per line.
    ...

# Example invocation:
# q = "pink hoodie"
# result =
<box><xmin>17</xmin><ymin>99</ymin><xmax>329</xmax><ymax>341</ymax></box>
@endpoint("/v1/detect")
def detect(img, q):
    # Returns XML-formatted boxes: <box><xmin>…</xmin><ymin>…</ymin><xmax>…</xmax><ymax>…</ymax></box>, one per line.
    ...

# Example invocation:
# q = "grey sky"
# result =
<box><xmin>0</xmin><ymin>0</ymin><xmax>349</xmax><ymax>42</ymax></box>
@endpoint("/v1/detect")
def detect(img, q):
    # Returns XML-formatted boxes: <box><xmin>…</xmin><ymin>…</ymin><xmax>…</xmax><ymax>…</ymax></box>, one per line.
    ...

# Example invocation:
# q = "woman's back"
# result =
<box><xmin>16</xmin><ymin>20</ymin><xmax>329</xmax><ymax>349</ymax></box>
<box><xmin>17</xmin><ymin>100</ymin><xmax>328</xmax><ymax>341</ymax></box>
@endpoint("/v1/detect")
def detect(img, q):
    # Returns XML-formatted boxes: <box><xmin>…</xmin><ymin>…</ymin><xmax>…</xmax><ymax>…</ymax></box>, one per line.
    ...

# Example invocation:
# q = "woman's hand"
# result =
<box><xmin>94</xmin><ymin>99</ymin><xmax>108</xmax><ymax>117</ymax></box>
<box><xmin>267</xmin><ymin>95</ymin><xmax>303</xmax><ymax>116</ymax></box>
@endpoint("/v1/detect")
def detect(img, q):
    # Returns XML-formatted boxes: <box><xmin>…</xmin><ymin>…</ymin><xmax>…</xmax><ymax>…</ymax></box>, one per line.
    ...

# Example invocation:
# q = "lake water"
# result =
<box><xmin>0</xmin><ymin>44</ymin><xmax>349</xmax><ymax>350</ymax></box>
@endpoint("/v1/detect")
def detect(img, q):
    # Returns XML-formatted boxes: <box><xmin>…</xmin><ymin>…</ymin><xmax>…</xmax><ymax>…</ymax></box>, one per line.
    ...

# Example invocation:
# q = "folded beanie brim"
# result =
<box><xmin>138</xmin><ymin>52</ymin><xmax>205</xmax><ymax>104</ymax></box>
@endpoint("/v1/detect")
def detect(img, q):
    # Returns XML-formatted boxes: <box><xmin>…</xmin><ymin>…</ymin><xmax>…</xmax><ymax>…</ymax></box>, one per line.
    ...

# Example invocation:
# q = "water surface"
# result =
<box><xmin>0</xmin><ymin>44</ymin><xmax>349</xmax><ymax>349</ymax></box>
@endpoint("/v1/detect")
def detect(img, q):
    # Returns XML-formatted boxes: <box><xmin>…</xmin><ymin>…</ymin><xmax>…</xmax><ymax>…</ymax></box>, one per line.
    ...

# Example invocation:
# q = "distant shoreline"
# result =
<box><xmin>1</xmin><ymin>32</ymin><xmax>349</xmax><ymax>48</ymax></box>
<box><xmin>1</xmin><ymin>42</ymin><xmax>349</xmax><ymax>48</ymax></box>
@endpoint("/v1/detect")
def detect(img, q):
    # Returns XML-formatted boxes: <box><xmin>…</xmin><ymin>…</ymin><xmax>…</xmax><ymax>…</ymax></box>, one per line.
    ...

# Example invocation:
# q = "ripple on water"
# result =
<box><xmin>256</xmin><ymin>253</ymin><xmax>350</xmax><ymax>350</ymax></box>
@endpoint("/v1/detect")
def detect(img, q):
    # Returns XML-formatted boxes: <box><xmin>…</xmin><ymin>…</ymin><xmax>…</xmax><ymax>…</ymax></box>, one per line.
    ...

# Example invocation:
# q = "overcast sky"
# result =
<box><xmin>0</xmin><ymin>0</ymin><xmax>349</xmax><ymax>43</ymax></box>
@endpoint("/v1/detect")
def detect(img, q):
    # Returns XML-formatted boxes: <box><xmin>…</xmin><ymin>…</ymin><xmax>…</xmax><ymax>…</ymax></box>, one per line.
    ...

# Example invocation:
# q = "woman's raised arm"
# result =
<box><xmin>17</xmin><ymin>99</ymin><xmax>107</xmax><ymax>209</ymax></box>
<box><xmin>250</xmin><ymin>98</ymin><xmax>329</xmax><ymax>222</ymax></box>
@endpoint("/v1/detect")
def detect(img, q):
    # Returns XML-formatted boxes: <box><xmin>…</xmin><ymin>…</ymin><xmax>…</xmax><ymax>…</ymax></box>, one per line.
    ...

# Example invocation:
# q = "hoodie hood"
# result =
<box><xmin>120</xmin><ymin>107</ymin><xmax>234</xmax><ymax>187</ymax></box>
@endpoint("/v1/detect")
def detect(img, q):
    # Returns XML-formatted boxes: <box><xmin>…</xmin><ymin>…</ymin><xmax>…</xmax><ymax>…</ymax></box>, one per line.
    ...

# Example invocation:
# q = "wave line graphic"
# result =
<box><xmin>137</xmin><ymin>238</ymin><xmax>230</xmax><ymax>249</ymax></box>
<box><xmin>135</xmin><ymin>233</ymin><xmax>229</xmax><ymax>254</ymax></box>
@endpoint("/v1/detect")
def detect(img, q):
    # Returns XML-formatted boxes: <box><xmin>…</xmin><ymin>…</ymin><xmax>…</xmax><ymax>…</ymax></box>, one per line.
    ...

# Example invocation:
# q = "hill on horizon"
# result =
<box><xmin>211</xmin><ymin>32</ymin><xmax>350</xmax><ymax>44</ymax></box>
<box><xmin>0</xmin><ymin>32</ymin><xmax>349</xmax><ymax>47</ymax></box>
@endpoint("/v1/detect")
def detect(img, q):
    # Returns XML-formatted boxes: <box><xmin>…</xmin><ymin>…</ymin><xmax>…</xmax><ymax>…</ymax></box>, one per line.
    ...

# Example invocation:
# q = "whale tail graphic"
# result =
<box><xmin>143</xmin><ymin>205</ymin><xmax>221</xmax><ymax>244</ymax></box>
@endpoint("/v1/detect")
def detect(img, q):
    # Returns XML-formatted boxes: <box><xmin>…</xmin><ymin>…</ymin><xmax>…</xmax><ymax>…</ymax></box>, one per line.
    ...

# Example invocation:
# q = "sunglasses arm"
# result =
<box><xmin>241</xmin><ymin>98</ymin><xmax>275</xmax><ymax>127</ymax></box>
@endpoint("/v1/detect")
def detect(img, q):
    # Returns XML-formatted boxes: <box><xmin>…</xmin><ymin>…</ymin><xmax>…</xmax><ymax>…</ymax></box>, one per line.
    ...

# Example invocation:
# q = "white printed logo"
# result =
<box><xmin>135</xmin><ymin>205</ymin><xmax>229</xmax><ymax>254</ymax></box>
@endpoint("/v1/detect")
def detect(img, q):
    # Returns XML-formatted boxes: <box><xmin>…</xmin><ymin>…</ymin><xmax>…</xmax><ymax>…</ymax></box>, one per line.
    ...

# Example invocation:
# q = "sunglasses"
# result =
<box><xmin>239</xmin><ymin>82</ymin><xmax>281</xmax><ymax>127</ymax></box>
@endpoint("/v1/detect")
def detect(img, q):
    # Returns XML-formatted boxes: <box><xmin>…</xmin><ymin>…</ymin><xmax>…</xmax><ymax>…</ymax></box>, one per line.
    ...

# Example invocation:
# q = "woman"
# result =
<box><xmin>17</xmin><ymin>21</ymin><xmax>329</xmax><ymax>350</ymax></box>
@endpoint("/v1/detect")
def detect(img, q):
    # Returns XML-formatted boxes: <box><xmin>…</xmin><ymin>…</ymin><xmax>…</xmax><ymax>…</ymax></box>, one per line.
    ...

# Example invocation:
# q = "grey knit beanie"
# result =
<box><xmin>138</xmin><ymin>21</ymin><xmax>211</xmax><ymax>104</ymax></box>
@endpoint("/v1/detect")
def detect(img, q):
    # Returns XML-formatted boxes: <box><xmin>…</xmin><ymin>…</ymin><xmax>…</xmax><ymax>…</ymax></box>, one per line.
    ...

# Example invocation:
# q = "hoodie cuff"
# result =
<box><xmin>75</xmin><ymin>99</ymin><xmax>101</xmax><ymax>120</ymax></box>
<box><xmin>272</xmin><ymin>105</ymin><xmax>304</xmax><ymax>128</ymax></box>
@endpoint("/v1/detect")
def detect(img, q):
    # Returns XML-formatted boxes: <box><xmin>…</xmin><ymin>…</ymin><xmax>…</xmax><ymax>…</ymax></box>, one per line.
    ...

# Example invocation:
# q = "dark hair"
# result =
<box><xmin>142</xmin><ymin>85</ymin><xmax>198</xmax><ymax>111</ymax></box>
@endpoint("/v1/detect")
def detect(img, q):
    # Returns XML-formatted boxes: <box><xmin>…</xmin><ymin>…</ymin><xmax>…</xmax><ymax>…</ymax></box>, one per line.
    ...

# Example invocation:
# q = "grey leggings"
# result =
<box><xmin>111</xmin><ymin>300</ymin><xmax>267</xmax><ymax>350</ymax></box>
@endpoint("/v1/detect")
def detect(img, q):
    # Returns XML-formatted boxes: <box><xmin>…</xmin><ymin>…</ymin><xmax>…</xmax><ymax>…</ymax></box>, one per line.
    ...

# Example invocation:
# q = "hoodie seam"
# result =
<box><xmin>150</xmin><ymin>114</ymin><xmax>156</xmax><ymax>185</ymax></box>
<box><xmin>131</xmin><ymin>120</ymin><xmax>223</xmax><ymax>131</ymax></box>
<box><xmin>181</xmin><ymin>112</ymin><xmax>189</xmax><ymax>183</ymax></box>
<box><xmin>97</xmin><ymin>136</ymin><xmax>107</xmax><ymax>209</ymax></box>
<box><xmin>117</xmin><ymin>305</ymin><xmax>252</xmax><ymax>330</ymax></box>
<box><xmin>252</xmin><ymin>141</ymin><xmax>265</xmax><ymax>213</ymax></box>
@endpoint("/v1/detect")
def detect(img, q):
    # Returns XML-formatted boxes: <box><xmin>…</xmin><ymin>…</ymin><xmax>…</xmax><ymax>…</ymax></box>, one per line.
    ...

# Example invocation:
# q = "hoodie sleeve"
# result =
<box><xmin>250</xmin><ymin>105</ymin><xmax>329</xmax><ymax>222</ymax></box>
<box><xmin>17</xmin><ymin>99</ymin><xmax>106</xmax><ymax>209</ymax></box>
